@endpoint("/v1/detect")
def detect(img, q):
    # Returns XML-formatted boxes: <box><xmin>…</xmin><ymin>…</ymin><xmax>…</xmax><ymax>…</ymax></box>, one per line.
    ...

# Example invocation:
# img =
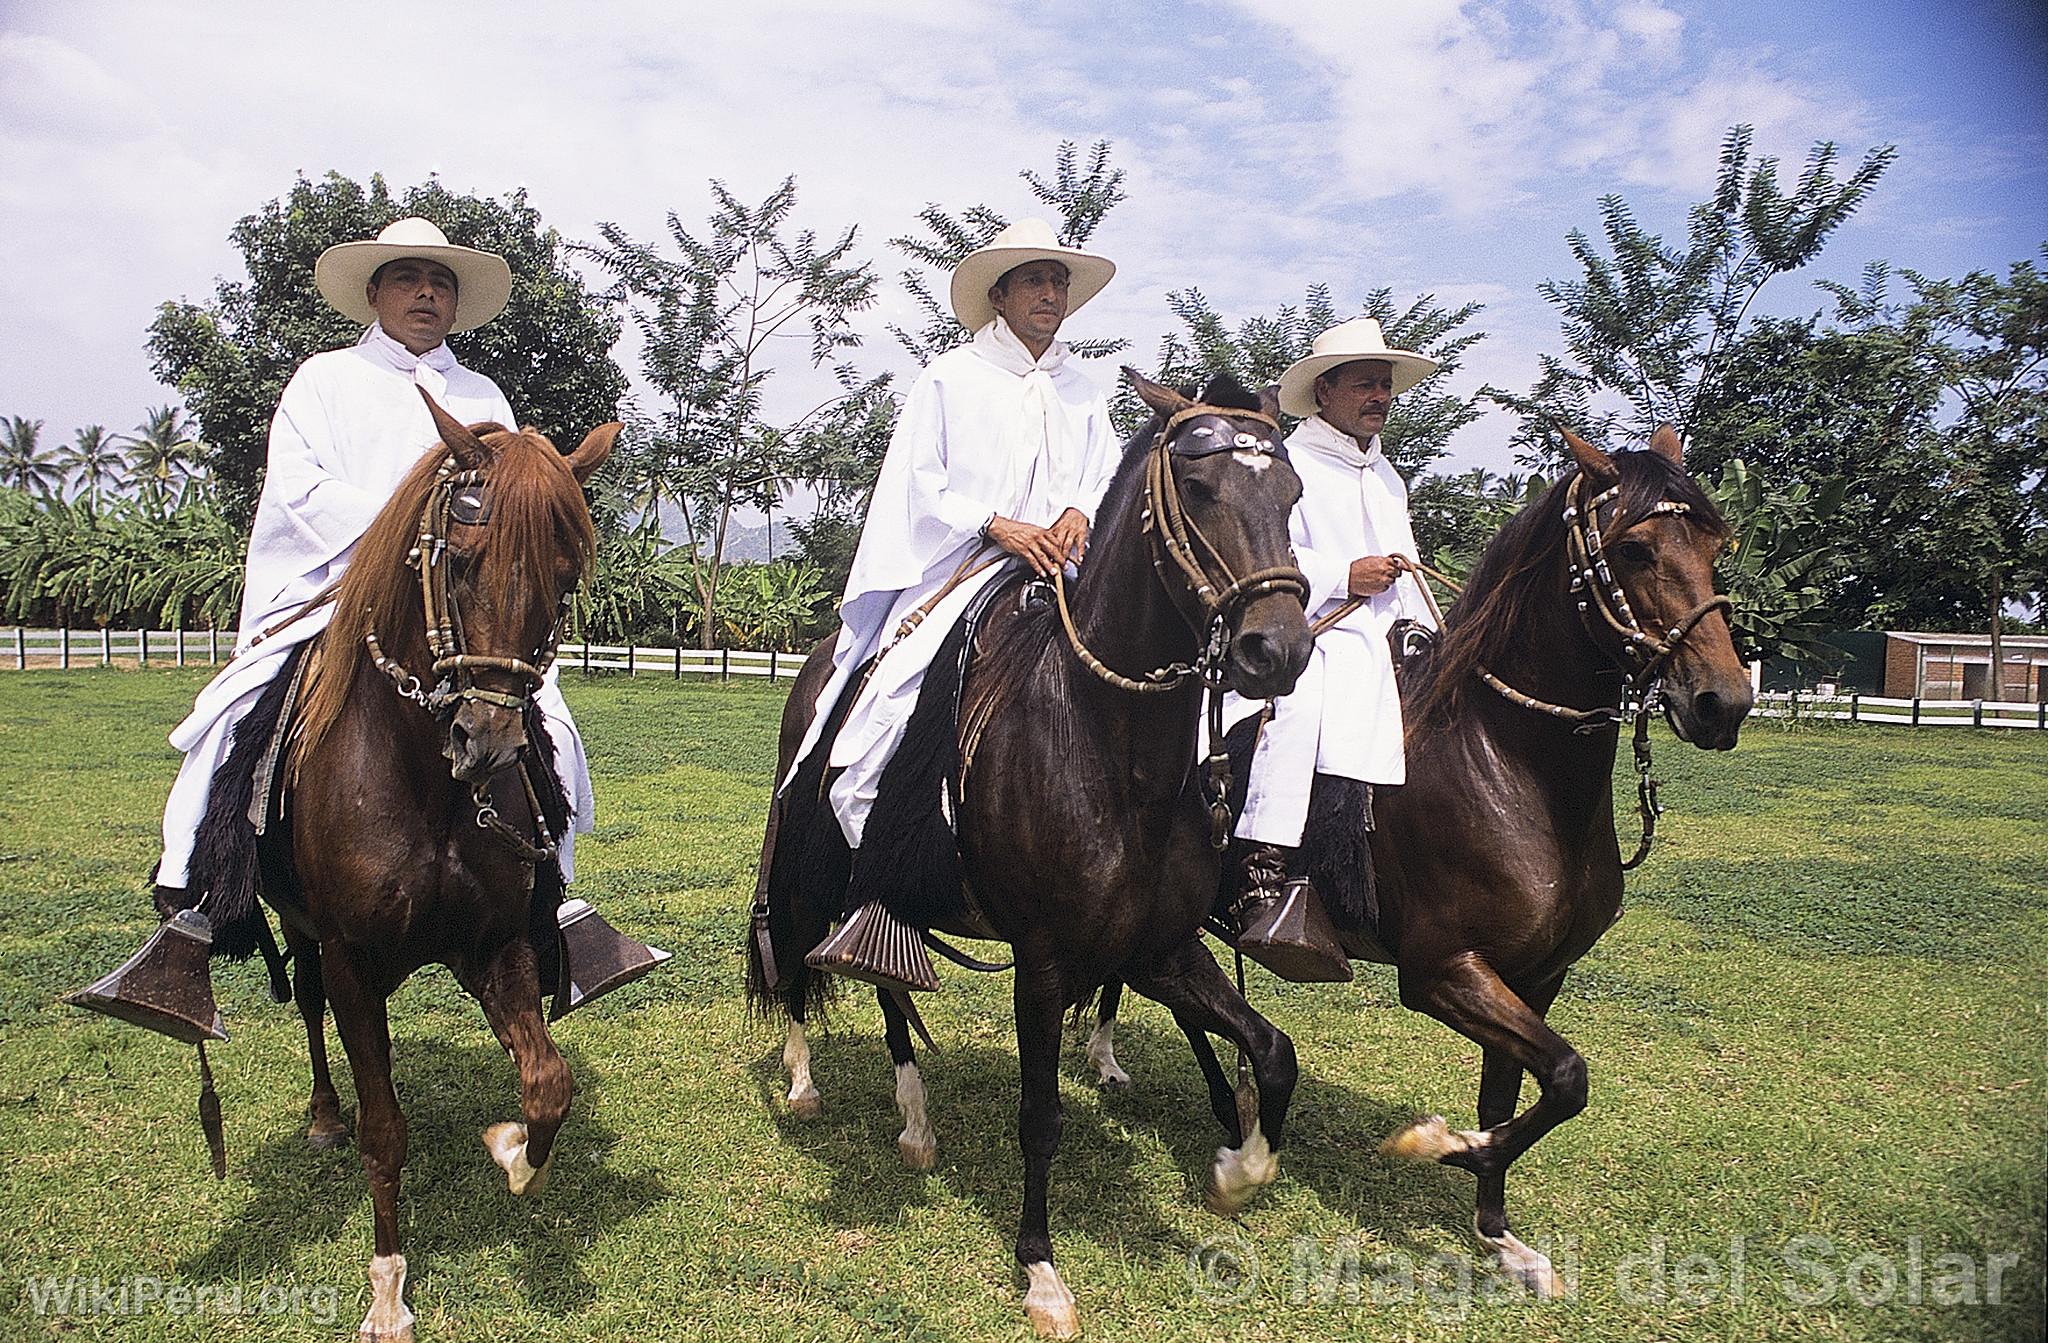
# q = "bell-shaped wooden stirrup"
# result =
<box><xmin>805</xmin><ymin>901</ymin><xmax>940</xmax><ymax>993</ymax></box>
<box><xmin>64</xmin><ymin>909</ymin><xmax>229</xmax><ymax>1044</ymax></box>
<box><xmin>1236</xmin><ymin>878</ymin><xmax>1355</xmax><ymax>984</ymax></box>
<box><xmin>549</xmin><ymin>899</ymin><xmax>673</xmax><ymax>1021</ymax></box>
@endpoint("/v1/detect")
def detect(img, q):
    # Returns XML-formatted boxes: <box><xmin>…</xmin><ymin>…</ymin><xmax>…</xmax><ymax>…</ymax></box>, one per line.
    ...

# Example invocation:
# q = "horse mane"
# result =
<box><xmin>289</xmin><ymin>427</ymin><xmax>597</xmax><ymax>774</ymax></box>
<box><xmin>1405</xmin><ymin>448</ymin><xmax>1725</xmax><ymax>738</ymax></box>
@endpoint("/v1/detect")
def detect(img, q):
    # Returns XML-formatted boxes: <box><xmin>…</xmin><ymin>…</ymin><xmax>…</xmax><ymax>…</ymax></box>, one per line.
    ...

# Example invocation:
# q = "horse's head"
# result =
<box><xmin>1563</xmin><ymin>427</ymin><xmax>1753</xmax><ymax>750</ymax></box>
<box><xmin>419</xmin><ymin>396</ymin><xmax>618</xmax><ymax>782</ymax></box>
<box><xmin>1124</xmin><ymin>369</ymin><xmax>1312</xmax><ymax>700</ymax></box>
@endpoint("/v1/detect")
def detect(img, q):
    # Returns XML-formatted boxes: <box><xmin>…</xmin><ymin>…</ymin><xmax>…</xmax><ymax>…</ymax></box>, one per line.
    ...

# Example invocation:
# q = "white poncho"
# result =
<box><xmin>159</xmin><ymin>325</ymin><xmax>595</xmax><ymax>885</ymax></box>
<box><xmin>792</xmin><ymin>318</ymin><xmax>1121</xmax><ymax>844</ymax></box>
<box><xmin>1228</xmin><ymin>413</ymin><xmax>1436</xmax><ymax>847</ymax></box>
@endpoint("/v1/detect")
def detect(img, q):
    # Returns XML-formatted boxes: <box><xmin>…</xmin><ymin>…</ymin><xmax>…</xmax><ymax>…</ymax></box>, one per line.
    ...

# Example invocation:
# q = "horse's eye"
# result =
<box><xmin>1180</xmin><ymin>475</ymin><xmax>1218</xmax><ymax>505</ymax></box>
<box><xmin>1611</xmin><ymin>539</ymin><xmax>1654</xmax><ymax>566</ymax></box>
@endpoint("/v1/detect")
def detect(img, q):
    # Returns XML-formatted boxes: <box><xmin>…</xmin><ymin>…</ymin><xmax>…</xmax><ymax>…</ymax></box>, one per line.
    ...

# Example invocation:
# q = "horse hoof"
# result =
<box><xmin>898</xmin><ymin>1134</ymin><xmax>937</xmax><ymax>1170</ymax></box>
<box><xmin>1023</xmin><ymin>1262</ymin><xmax>1080</xmax><ymax>1340</ymax></box>
<box><xmin>1205</xmin><ymin>1126</ymin><xmax>1277</xmax><ymax>1217</ymax></box>
<box><xmin>788</xmin><ymin>1089</ymin><xmax>822</xmax><ymax>1120</ymax></box>
<box><xmin>358</xmin><ymin>1324</ymin><xmax>415</xmax><ymax>1343</ymax></box>
<box><xmin>360</xmin><ymin>1253</ymin><xmax>414</xmax><ymax>1342</ymax></box>
<box><xmin>1485</xmin><ymin>1228</ymin><xmax>1567</xmax><ymax>1297</ymax></box>
<box><xmin>483</xmin><ymin>1121</ymin><xmax>551</xmax><ymax>1196</ymax></box>
<box><xmin>1381</xmin><ymin>1114</ymin><xmax>1478</xmax><ymax>1162</ymax></box>
<box><xmin>307</xmin><ymin>1124</ymin><xmax>350</xmax><ymax>1152</ymax></box>
<box><xmin>1095</xmin><ymin>1067</ymin><xmax>1131</xmax><ymax>1092</ymax></box>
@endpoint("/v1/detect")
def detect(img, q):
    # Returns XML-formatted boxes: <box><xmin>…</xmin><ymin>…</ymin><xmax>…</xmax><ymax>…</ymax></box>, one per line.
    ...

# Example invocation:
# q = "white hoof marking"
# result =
<box><xmin>1207</xmin><ymin>1122</ymin><xmax>1278</xmax><ymax>1216</ymax></box>
<box><xmin>1478</xmin><ymin>1220</ymin><xmax>1567</xmax><ymax>1297</ymax></box>
<box><xmin>784</xmin><ymin>1020</ymin><xmax>822</xmax><ymax>1118</ymax></box>
<box><xmin>1380</xmin><ymin>1113</ymin><xmax>1485</xmax><ymax>1162</ymax></box>
<box><xmin>1023</xmin><ymin>1260</ymin><xmax>1080</xmax><ymax>1340</ymax></box>
<box><xmin>895</xmin><ymin>1061</ymin><xmax>936</xmax><ymax>1170</ymax></box>
<box><xmin>483</xmin><ymin>1121</ymin><xmax>551</xmax><ymax>1196</ymax></box>
<box><xmin>1085</xmin><ymin>1021</ymin><xmax>1130</xmax><ymax>1089</ymax></box>
<box><xmin>359</xmin><ymin>1253</ymin><xmax>415</xmax><ymax>1342</ymax></box>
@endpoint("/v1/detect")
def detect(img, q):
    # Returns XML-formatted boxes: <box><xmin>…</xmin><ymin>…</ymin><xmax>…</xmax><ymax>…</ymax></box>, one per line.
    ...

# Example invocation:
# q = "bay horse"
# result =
<box><xmin>1090</xmin><ymin>425</ymin><xmax>1753</xmax><ymax>1295</ymax></box>
<box><xmin>251</xmin><ymin>399</ymin><xmax>614</xmax><ymax>1341</ymax></box>
<box><xmin>749</xmin><ymin>372</ymin><xmax>1314</xmax><ymax>1338</ymax></box>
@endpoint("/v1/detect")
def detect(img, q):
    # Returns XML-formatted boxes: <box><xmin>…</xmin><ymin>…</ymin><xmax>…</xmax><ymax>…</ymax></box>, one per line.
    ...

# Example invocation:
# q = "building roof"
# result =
<box><xmin>1886</xmin><ymin>631</ymin><xmax>2048</xmax><ymax>649</ymax></box>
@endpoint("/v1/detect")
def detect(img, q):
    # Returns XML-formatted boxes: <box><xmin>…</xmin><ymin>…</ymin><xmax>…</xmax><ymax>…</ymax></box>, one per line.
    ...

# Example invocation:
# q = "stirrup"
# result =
<box><xmin>805</xmin><ymin>901</ymin><xmax>940</xmax><ymax>992</ymax></box>
<box><xmin>1235</xmin><ymin>878</ymin><xmax>1354</xmax><ymax>984</ymax></box>
<box><xmin>550</xmin><ymin>899</ymin><xmax>673</xmax><ymax>1020</ymax></box>
<box><xmin>65</xmin><ymin>909</ymin><xmax>229</xmax><ymax>1044</ymax></box>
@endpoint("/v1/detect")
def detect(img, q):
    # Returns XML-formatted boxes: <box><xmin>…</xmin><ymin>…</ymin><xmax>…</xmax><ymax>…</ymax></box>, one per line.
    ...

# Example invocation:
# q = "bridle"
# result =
<box><xmin>1476</xmin><ymin>468</ymin><xmax>1734</xmax><ymax>868</ymax></box>
<box><xmin>363</xmin><ymin>454</ymin><xmax>570</xmax><ymax>864</ymax></box>
<box><xmin>1052</xmin><ymin>403</ymin><xmax>1310</xmax><ymax>846</ymax></box>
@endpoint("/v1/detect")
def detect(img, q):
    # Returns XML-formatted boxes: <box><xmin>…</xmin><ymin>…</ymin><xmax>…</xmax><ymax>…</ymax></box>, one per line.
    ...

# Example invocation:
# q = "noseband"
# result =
<box><xmin>363</xmin><ymin>454</ymin><xmax>569</xmax><ymax>864</ymax></box>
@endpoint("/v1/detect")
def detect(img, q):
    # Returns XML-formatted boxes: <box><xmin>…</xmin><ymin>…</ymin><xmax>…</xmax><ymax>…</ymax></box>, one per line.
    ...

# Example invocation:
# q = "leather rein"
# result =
<box><xmin>363</xmin><ymin>455</ymin><xmax>566</xmax><ymax>865</ymax></box>
<box><xmin>1051</xmin><ymin>403</ymin><xmax>1310</xmax><ymax>848</ymax></box>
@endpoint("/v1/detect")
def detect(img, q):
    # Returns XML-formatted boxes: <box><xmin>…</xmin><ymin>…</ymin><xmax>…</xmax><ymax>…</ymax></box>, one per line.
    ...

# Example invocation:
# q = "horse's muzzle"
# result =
<box><xmin>447</xmin><ymin>701</ymin><xmax>527</xmax><ymax>783</ymax></box>
<box><xmin>1227</xmin><ymin>600</ymin><xmax>1313</xmax><ymax>701</ymax></box>
<box><xmin>1665</xmin><ymin>680</ymin><xmax>1753</xmax><ymax>751</ymax></box>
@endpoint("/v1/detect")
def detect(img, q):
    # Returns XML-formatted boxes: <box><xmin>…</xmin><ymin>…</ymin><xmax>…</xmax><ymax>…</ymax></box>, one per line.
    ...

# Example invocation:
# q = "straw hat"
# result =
<box><xmin>314</xmin><ymin>217</ymin><xmax>513</xmax><ymax>334</ymax></box>
<box><xmin>949</xmin><ymin>218</ymin><xmax>1115</xmax><ymax>332</ymax></box>
<box><xmin>1276</xmin><ymin>317</ymin><xmax>1438</xmax><ymax>417</ymax></box>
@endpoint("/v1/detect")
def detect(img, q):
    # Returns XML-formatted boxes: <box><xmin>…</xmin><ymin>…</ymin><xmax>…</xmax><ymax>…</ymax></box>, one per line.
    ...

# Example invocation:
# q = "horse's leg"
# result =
<box><xmin>1085</xmin><ymin>979</ymin><xmax>1130</xmax><ymax>1090</ymax></box>
<box><xmin>877</xmin><ymin>987</ymin><xmax>936</xmax><ymax>1169</ymax></box>
<box><xmin>466</xmin><ymin>935</ymin><xmax>572</xmax><ymax>1197</ymax></box>
<box><xmin>320</xmin><ymin>947</ymin><xmax>413</xmax><ymax>1343</ymax></box>
<box><xmin>783</xmin><ymin>983</ymin><xmax>822</xmax><ymax>1120</ymax></box>
<box><xmin>1173</xmin><ymin>1010</ymin><xmax>1242</xmax><ymax>1145</ymax></box>
<box><xmin>1382</xmin><ymin>954</ymin><xmax>1578</xmax><ymax>1296</ymax></box>
<box><xmin>286</xmin><ymin>926</ymin><xmax>348</xmax><ymax>1151</ymax></box>
<box><xmin>1126</xmin><ymin>938</ymin><xmax>1297</xmax><ymax>1217</ymax></box>
<box><xmin>1014</xmin><ymin>950</ymin><xmax>1077</xmax><ymax>1340</ymax></box>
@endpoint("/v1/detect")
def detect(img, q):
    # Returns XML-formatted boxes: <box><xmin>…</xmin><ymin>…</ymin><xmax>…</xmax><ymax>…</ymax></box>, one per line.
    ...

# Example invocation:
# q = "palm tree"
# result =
<box><xmin>124</xmin><ymin>405</ymin><xmax>203</xmax><ymax>511</ymax></box>
<box><xmin>58</xmin><ymin>425</ymin><xmax>129</xmax><ymax>508</ymax></box>
<box><xmin>1</xmin><ymin>416</ymin><xmax>64</xmax><ymax>496</ymax></box>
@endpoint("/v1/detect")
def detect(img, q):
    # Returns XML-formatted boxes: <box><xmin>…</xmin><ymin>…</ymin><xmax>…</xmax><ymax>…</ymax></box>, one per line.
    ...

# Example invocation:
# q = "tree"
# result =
<box><xmin>580</xmin><ymin>178</ymin><xmax>883</xmax><ymax>646</ymax></box>
<box><xmin>1</xmin><ymin>417</ymin><xmax>64</xmax><ymax>497</ymax></box>
<box><xmin>147</xmin><ymin>171</ymin><xmax>628</xmax><ymax>525</ymax></box>
<box><xmin>1494</xmin><ymin>124</ymin><xmax>1896</xmax><ymax>470</ymax></box>
<box><xmin>123</xmin><ymin>404</ymin><xmax>204</xmax><ymax>513</ymax></box>
<box><xmin>57</xmin><ymin>425</ymin><xmax>128</xmax><ymax>508</ymax></box>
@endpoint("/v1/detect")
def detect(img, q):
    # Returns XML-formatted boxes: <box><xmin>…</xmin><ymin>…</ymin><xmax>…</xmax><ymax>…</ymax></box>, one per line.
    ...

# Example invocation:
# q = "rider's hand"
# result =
<box><xmin>985</xmin><ymin>514</ymin><xmax>1070</xmax><ymax>577</ymax></box>
<box><xmin>1043</xmin><ymin>508</ymin><xmax>1090</xmax><ymax>565</ymax></box>
<box><xmin>1347</xmin><ymin>555</ymin><xmax>1404</xmax><ymax>597</ymax></box>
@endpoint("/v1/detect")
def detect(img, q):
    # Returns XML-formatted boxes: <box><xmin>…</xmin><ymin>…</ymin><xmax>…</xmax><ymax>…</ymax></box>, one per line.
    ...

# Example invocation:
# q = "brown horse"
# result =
<box><xmin>750</xmin><ymin>372</ymin><xmax>1314</xmax><ymax>1338</ymax></box>
<box><xmin>263</xmin><ymin>402</ymin><xmax>614</xmax><ymax>1341</ymax></box>
<box><xmin>1091</xmin><ymin>425</ymin><xmax>1753</xmax><ymax>1294</ymax></box>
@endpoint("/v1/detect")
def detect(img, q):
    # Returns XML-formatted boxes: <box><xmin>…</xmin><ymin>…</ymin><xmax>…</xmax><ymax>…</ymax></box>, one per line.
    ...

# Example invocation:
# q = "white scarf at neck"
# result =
<box><xmin>1293</xmin><ymin>412</ymin><xmax>1380</xmax><ymax>469</ymax></box>
<box><xmin>968</xmin><ymin>317</ymin><xmax>1080</xmax><ymax>525</ymax></box>
<box><xmin>358</xmin><ymin>321</ymin><xmax>457</xmax><ymax>402</ymax></box>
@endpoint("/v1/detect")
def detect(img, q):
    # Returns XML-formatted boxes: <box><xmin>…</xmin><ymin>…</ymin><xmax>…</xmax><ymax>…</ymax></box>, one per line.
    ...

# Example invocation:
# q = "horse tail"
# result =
<box><xmin>188</xmin><ymin>644</ymin><xmax>307</xmax><ymax>961</ymax></box>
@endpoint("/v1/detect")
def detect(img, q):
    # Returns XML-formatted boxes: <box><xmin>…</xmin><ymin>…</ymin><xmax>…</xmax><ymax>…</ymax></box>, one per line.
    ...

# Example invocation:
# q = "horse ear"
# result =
<box><xmin>1123</xmin><ymin>366</ymin><xmax>1192</xmax><ymax>418</ymax></box>
<box><xmin>1561</xmin><ymin>427</ymin><xmax>1620</xmax><ymax>487</ymax></box>
<box><xmin>418</xmin><ymin>388</ymin><xmax>490</xmax><ymax>470</ymax></box>
<box><xmin>1257</xmin><ymin>383</ymin><xmax>1282</xmax><ymax>422</ymax></box>
<box><xmin>564</xmin><ymin>422</ymin><xmax>621</xmax><ymax>484</ymax></box>
<box><xmin>1648</xmin><ymin>423</ymin><xmax>1684</xmax><ymax>464</ymax></box>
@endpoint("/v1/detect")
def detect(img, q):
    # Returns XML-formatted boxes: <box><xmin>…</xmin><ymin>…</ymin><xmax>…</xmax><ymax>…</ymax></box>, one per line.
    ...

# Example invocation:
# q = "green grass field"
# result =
<box><xmin>1</xmin><ymin>668</ymin><xmax>2042</xmax><ymax>1342</ymax></box>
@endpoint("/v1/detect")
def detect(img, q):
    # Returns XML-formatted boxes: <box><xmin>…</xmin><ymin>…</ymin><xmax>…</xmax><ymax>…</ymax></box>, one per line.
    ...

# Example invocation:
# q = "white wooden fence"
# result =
<box><xmin>6</xmin><ymin>627</ymin><xmax>805</xmax><ymax>682</ymax></box>
<box><xmin>11</xmin><ymin>629</ymin><xmax>2046</xmax><ymax>722</ymax></box>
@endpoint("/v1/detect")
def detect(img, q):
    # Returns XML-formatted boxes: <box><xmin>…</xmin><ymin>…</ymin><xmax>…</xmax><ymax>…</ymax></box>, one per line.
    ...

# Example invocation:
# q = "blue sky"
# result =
<box><xmin>2</xmin><ymin>0</ymin><xmax>2041</xmax><ymax>481</ymax></box>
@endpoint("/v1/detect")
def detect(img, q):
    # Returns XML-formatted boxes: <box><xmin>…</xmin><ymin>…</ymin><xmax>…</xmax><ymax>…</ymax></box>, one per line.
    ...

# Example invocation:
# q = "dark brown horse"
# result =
<box><xmin>750</xmin><ymin>372</ymin><xmax>1314</xmax><ymax>1338</ymax></box>
<box><xmin>264</xmin><ymin>402</ymin><xmax>614</xmax><ymax>1341</ymax></box>
<box><xmin>1092</xmin><ymin>425</ymin><xmax>1752</xmax><ymax>1295</ymax></box>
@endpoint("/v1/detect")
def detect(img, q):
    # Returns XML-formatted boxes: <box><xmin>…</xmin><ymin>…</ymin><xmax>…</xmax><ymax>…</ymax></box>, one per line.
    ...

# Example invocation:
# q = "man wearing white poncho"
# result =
<box><xmin>1218</xmin><ymin>318</ymin><xmax>1441</xmax><ymax>984</ymax></box>
<box><xmin>154</xmin><ymin>218</ymin><xmax>596</xmax><ymax>906</ymax></box>
<box><xmin>792</xmin><ymin>219</ymin><xmax>1122</xmax><ymax>846</ymax></box>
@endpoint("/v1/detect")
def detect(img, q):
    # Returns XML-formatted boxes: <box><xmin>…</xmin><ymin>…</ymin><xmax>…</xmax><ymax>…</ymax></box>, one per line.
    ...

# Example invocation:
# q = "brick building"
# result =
<box><xmin>1882</xmin><ymin>631</ymin><xmax>2048</xmax><ymax>701</ymax></box>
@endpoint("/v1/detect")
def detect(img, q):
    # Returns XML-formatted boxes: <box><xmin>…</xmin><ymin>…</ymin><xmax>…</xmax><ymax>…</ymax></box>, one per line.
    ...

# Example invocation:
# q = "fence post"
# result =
<box><xmin>139</xmin><ymin>626</ymin><xmax>149</xmax><ymax>666</ymax></box>
<box><xmin>1789</xmin><ymin>687</ymin><xmax>1798</xmax><ymax>720</ymax></box>
<box><xmin>626</xmin><ymin>642</ymin><xmax>634</xmax><ymax>676</ymax></box>
<box><xmin>1911</xmin><ymin>696</ymin><xmax>1921</xmax><ymax>726</ymax></box>
<box><xmin>1848</xmin><ymin>692</ymin><xmax>1858</xmax><ymax>723</ymax></box>
<box><xmin>2038</xmin><ymin>701</ymin><xmax>2045</xmax><ymax>730</ymax></box>
<box><xmin>770</xmin><ymin>647</ymin><xmax>778</xmax><ymax>679</ymax></box>
<box><xmin>582</xmin><ymin>636</ymin><xmax>590</xmax><ymax>676</ymax></box>
<box><xmin>100</xmin><ymin>627</ymin><xmax>111</xmax><ymax>666</ymax></box>
<box><xmin>14</xmin><ymin>627</ymin><xmax>23</xmax><ymax>670</ymax></box>
<box><xmin>61</xmin><ymin>628</ymin><xmax>69</xmax><ymax>670</ymax></box>
<box><xmin>721</xmin><ymin>647</ymin><xmax>730</xmax><ymax>683</ymax></box>
<box><xmin>209</xmin><ymin>627</ymin><xmax>219</xmax><ymax>663</ymax></box>
<box><xmin>1973</xmin><ymin>699</ymin><xmax>1983</xmax><ymax>728</ymax></box>
<box><xmin>175</xmin><ymin>622</ymin><xmax>185</xmax><ymax>668</ymax></box>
